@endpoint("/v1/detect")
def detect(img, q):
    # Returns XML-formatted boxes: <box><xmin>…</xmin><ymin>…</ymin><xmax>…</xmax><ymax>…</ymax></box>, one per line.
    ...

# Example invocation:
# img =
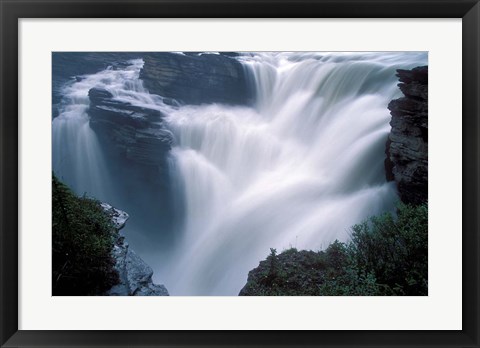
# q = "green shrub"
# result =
<box><xmin>350</xmin><ymin>203</ymin><xmax>428</xmax><ymax>295</ymax></box>
<box><xmin>317</xmin><ymin>240</ymin><xmax>380</xmax><ymax>296</ymax></box>
<box><xmin>239</xmin><ymin>203</ymin><xmax>428</xmax><ymax>296</ymax></box>
<box><xmin>52</xmin><ymin>174</ymin><xmax>119</xmax><ymax>295</ymax></box>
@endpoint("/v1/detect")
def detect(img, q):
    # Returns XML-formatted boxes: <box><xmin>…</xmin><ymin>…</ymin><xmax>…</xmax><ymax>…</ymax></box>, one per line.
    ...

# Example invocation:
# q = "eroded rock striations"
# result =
<box><xmin>102</xmin><ymin>203</ymin><xmax>169</xmax><ymax>296</ymax></box>
<box><xmin>87</xmin><ymin>53</ymin><xmax>253</xmax><ymax>168</ymax></box>
<box><xmin>139</xmin><ymin>52</ymin><xmax>252</xmax><ymax>105</ymax></box>
<box><xmin>88</xmin><ymin>87</ymin><xmax>173</xmax><ymax>167</ymax></box>
<box><xmin>385</xmin><ymin>66</ymin><xmax>428</xmax><ymax>205</ymax></box>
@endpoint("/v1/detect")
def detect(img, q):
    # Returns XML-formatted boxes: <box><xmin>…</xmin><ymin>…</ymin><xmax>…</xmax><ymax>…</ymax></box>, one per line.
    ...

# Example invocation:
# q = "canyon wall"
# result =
<box><xmin>385</xmin><ymin>66</ymin><xmax>428</xmax><ymax>205</ymax></box>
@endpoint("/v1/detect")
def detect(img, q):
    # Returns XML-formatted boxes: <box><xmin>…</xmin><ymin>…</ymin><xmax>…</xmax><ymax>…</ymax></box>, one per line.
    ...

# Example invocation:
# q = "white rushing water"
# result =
<box><xmin>164</xmin><ymin>52</ymin><xmax>427</xmax><ymax>295</ymax></box>
<box><xmin>52</xmin><ymin>59</ymin><xmax>172</xmax><ymax>200</ymax></box>
<box><xmin>52</xmin><ymin>60</ymin><xmax>142</xmax><ymax>200</ymax></box>
<box><xmin>52</xmin><ymin>52</ymin><xmax>427</xmax><ymax>296</ymax></box>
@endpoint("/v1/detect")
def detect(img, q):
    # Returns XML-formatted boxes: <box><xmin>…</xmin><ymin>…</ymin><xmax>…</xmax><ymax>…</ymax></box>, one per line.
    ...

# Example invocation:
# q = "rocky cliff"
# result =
<box><xmin>88</xmin><ymin>87</ymin><xmax>173</xmax><ymax>167</ymax></box>
<box><xmin>87</xmin><ymin>52</ymin><xmax>253</xmax><ymax>169</ymax></box>
<box><xmin>385</xmin><ymin>66</ymin><xmax>428</xmax><ymax>205</ymax></box>
<box><xmin>139</xmin><ymin>52</ymin><xmax>252</xmax><ymax>105</ymax></box>
<box><xmin>101</xmin><ymin>203</ymin><xmax>169</xmax><ymax>296</ymax></box>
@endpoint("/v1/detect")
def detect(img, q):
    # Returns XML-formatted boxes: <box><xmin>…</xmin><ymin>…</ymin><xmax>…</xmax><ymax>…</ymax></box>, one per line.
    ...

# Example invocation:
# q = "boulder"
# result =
<box><xmin>385</xmin><ymin>66</ymin><xmax>428</xmax><ymax>205</ymax></box>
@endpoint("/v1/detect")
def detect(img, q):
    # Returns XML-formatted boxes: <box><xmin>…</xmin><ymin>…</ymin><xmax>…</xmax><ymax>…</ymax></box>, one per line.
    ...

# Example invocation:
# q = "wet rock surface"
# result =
<box><xmin>102</xmin><ymin>204</ymin><xmax>169</xmax><ymax>296</ymax></box>
<box><xmin>140</xmin><ymin>52</ymin><xmax>252</xmax><ymax>105</ymax></box>
<box><xmin>106</xmin><ymin>239</ymin><xmax>169</xmax><ymax>296</ymax></box>
<box><xmin>88</xmin><ymin>87</ymin><xmax>173</xmax><ymax>167</ymax></box>
<box><xmin>385</xmin><ymin>66</ymin><xmax>428</xmax><ymax>205</ymax></box>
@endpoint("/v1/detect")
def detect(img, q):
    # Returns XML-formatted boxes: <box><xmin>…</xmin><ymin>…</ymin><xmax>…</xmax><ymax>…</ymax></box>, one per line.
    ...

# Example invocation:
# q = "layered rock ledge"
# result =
<box><xmin>385</xmin><ymin>66</ymin><xmax>428</xmax><ymax>205</ymax></box>
<box><xmin>88</xmin><ymin>87</ymin><xmax>173</xmax><ymax>167</ymax></box>
<box><xmin>139</xmin><ymin>52</ymin><xmax>252</xmax><ymax>105</ymax></box>
<box><xmin>102</xmin><ymin>203</ymin><xmax>169</xmax><ymax>296</ymax></box>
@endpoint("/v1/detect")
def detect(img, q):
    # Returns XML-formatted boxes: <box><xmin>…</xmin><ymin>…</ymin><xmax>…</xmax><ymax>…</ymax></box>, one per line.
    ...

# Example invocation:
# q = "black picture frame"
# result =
<box><xmin>1</xmin><ymin>1</ymin><xmax>479</xmax><ymax>347</ymax></box>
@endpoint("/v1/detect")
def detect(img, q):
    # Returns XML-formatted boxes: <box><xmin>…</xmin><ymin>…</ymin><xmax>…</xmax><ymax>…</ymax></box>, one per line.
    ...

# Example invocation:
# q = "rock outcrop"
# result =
<box><xmin>102</xmin><ymin>203</ymin><xmax>169</xmax><ymax>296</ymax></box>
<box><xmin>139</xmin><ymin>52</ymin><xmax>252</xmax><ymax>105</ymax></box>
<box><xmin>88</xmin><ymin>87</ymin><xmax>173</xmax><ymax>166</ymax></box>
<box><xmin>87</xmin><ymin>87</ymin><xmax>176</xmax><ymax>249</ymax></box>
<box><xmin>52</xmin><ymin>52</ymin><xmax>144</xmax><ymax>118</ymax></box>
<box><xmin>239</xmin><ymin>248</ymin><xmax>327</xmax><ymax>296</ymax></box>
<box><xmin>385</xmin><ymin>66</ymin><xmax>428</xmax><ymax>205</ymax></box>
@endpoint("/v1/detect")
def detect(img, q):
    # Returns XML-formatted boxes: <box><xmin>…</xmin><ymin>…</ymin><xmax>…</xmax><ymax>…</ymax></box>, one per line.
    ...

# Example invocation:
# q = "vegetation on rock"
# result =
<box><xmin>239</xmin><ymin>204</ymin><xmax>427</xmax><ymax>296</ymax></box>
<box><xmin>52</xmin><ymin>174</ymin><xmax>119</xmax><ymax>295</ymax></box>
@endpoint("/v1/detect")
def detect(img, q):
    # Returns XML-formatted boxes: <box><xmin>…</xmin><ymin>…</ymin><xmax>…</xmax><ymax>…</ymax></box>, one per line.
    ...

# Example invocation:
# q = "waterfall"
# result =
<box><xmin>52</xmin><ymin>52</ymin><xmax>428</xmax><ymax>296</ymax></box>
<box><xmin>164</xmin><ymin>52</ymin><xmax>427</xmax><ymax>295</ymax></box>
<box><xmin>52</xmin><ymin>59</ymin><xmax>149</xmax><ymax>200</ymax></box>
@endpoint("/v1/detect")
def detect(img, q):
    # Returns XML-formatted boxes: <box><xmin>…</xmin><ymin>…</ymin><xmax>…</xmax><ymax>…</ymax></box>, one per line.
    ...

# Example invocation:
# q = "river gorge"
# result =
<box><xmin>52</xmin><ymin>52</ymin><xmax>428</xmax><ymax>296</ymax></box>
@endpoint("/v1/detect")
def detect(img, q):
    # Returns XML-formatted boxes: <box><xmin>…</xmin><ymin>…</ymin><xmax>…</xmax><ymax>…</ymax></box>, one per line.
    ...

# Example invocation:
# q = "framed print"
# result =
<box><xmin>1</xmin><ymin>0</ymin><xmax>479</xmax><ymax>347</ymax></box>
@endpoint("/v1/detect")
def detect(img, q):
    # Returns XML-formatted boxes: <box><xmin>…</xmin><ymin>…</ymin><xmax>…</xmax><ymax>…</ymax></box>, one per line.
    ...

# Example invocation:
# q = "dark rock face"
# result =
<box><xmin>87</xmin><ymin>87</ymin><xmax>177</xmax><ymax>251</ymax></box>
<box><xmin>102</xmin><ymin>203</ymin><xmax>169</xmax><ymax>296</ymax></box>
<box><xmin>239</xmin><ymin>249</ymin><xmax>326</xmax><ymax>296</ymax></box>
<box><xmin>139</xmin><ymin>53</ymin><xmax>252</xmax><ymax>105</ymax></box>
<box><xmin>88</xmin><ymin>87</ymin><xmax>173</xmax><ymax>166</ymax></box>
<box><xmin>385</xmin><ymin>66</ymin><xmax>428</xmax><ymax>205</ymax></box>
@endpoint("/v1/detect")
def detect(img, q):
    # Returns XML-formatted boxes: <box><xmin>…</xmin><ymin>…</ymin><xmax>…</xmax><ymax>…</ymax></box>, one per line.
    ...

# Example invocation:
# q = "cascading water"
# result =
<box><xmin>163</xmin><ymin>52</ymin><xmax>428</xmax><ymax>295</ymax></box>
<box><xmin>52</xmin><ymin>52</ymin><xmax>427</xmax><ymax>296</ymax></box>
<box><xmin>52</xmin><ymin>59</ymin><xmax>154</xmax><ymax>201</ymax></box>
<box><xmin>52</xmin><ymin>59</ymin><xmax>177</xmax><ymax>268</ymax></box>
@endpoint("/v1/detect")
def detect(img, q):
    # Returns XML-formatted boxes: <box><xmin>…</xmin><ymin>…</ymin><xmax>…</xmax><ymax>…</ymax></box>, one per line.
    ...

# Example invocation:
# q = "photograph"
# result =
<box><xmin>51</xmin><ymin>51</ymin><xmax>428</xmax><ymax>297</ymax></box>
<box><xmin>2</xmin><ymin>0</ymin><xmax>477</xmax><ymax>344</ymax></box>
